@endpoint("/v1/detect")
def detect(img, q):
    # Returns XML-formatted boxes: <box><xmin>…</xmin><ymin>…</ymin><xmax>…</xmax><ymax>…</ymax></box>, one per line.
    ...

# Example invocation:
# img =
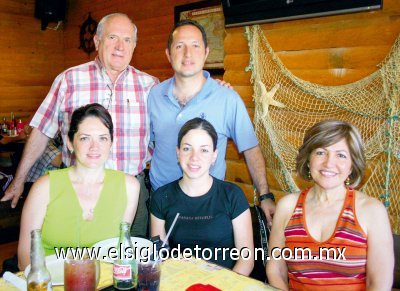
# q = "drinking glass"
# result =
<box><xmin>137</xmin><ymin>259</ymin><xmax>161</xmax><ymax>291</ymax></box>
<box><xmin>64</xmin><ymin>257</ymin><xmax>99</xmax><ymax>291</ymax></box>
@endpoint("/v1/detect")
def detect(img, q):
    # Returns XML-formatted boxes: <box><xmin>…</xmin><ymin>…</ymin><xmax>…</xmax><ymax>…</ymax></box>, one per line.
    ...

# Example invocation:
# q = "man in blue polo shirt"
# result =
<box><xmin>148</xmin><ymin>19</ymin><xmax>275</xmax><ymax>224</ymax></box>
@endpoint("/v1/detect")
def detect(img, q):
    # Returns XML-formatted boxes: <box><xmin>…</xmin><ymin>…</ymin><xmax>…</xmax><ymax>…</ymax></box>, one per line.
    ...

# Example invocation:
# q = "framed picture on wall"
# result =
<box><xmin>174</xmin><ymin>0</ymin><xmax>225</xmax><ymax>75</ymax></box>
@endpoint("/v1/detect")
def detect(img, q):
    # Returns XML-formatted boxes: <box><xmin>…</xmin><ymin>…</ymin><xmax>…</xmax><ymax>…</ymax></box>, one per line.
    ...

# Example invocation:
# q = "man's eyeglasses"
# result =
<box><xmin>105</xmin><ymin>84</ymin><xmax>113</xmax><ymax>110</ymax></box>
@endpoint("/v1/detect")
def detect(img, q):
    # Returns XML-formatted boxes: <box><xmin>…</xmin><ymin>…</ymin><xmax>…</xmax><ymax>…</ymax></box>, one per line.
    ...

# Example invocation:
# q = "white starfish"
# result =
<box><xmin>254</xmin><ymin>81</ymin><xmax>285</xmax><ymax>118</ymax></box>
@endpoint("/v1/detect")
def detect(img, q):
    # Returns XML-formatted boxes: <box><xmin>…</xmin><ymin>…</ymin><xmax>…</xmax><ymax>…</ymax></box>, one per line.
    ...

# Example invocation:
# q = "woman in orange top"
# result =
<box><xmin>267</xmin><ymin>120</ymin><xmax>394</xmax><ymax>290</ymax></box>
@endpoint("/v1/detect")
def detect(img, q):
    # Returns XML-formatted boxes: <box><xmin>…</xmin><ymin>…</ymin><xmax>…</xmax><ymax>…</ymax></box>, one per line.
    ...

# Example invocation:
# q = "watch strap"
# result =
<box><xmin>259</xmin><ymin>192</ymin><xmax>275</xmax><ymax>202</ymax></box>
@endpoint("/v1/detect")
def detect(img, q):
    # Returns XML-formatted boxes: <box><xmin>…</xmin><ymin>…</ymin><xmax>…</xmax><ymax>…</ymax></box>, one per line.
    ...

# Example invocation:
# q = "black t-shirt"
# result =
<box><xmin>150</xmin><ymin>177</ymin><xmax>249</xmax><ymax>269</ymax></box>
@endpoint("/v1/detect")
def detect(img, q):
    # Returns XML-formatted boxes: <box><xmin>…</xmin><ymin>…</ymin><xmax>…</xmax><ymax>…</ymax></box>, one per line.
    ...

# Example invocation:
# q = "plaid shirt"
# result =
<box><xmin>30</xmin><ymin>58</ymin><xmax>159</xmax><ymax>175</ymax></box>
<box><xmin>26</xmin><ymin>138</ymin><xmax>61</xmax><ymax>182</ymax></box>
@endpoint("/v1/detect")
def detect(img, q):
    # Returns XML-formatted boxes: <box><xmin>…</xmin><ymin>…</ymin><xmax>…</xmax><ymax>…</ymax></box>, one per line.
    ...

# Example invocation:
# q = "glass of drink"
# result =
<box><xmin>137</xmin><ymin>259</ymin><xmax>161</xmax><ymax>291</ymax></box>
<box><xmin>64</xmin><ymin>257</ymin><xmax>100</xmax><ymax>291</ymax></box>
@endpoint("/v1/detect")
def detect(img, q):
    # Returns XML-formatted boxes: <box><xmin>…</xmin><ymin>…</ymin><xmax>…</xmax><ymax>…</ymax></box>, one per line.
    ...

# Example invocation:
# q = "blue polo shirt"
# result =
<box><xmin>148</xmin><ymin>71</ymin><xmax>258</xmax><ymax>190</ymax></box>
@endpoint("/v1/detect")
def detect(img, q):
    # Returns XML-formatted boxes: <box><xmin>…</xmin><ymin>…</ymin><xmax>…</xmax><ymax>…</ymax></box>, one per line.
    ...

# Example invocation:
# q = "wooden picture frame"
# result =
<box><xmin>174</xmin><ymin>0</ymin><xmax>225</xmax><ymax>75</ymax></box>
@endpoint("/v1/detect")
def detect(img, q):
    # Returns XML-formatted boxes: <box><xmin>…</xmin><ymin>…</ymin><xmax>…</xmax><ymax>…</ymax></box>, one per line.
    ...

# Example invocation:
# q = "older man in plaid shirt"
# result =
<box><xmin>2</xmin><ymin>13</ymin><xmax>158</xmax><ymax>238</ymax></box>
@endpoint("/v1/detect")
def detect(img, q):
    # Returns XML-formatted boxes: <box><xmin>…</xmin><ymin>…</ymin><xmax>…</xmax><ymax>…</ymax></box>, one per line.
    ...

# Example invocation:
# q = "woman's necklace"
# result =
<box><xmin>74</xmin><ymin>179</ymin><xmax>104</xmax><ymax>221</ymax></box>
<box><xmin>83</xmin><ymin>208</ymin><xmax>95</xmax><ymax>221</ymax></box>
<box><xmin>69</xmin><ymin>167</ymin><xmax>105</xmax><ymax>221</ymax></box>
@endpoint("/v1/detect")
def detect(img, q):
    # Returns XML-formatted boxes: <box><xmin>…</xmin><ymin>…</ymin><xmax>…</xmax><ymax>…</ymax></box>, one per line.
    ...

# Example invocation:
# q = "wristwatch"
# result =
<box><xmin>259</xmin><ymin>192</ymin><xmax>275</xmax><ymax>203</ymax></box>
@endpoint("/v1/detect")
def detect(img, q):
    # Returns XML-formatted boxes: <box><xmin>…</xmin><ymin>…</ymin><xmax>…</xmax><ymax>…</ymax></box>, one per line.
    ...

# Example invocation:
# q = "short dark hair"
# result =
<box><xmin>178</xmin><ymin>118</ymin><xmax>217</xmax><ymax>151</ymax></box>
<box><xmin>167</xmin><ymin>19</ymin><xmax>208</xmax><ymax>51</ymax></box>
<box><xmin>68</xmin><ymin>103</ymin><xmax>113</xmax><ymax>142</ymax></box>
<box><xmin>296</xmin><ymin>119</ymin><xmax>366</xmax><ymax>187</ymax></box>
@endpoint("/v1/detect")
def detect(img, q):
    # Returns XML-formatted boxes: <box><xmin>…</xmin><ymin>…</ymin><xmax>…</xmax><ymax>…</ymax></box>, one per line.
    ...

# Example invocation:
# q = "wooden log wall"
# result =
<box><xmin>0</xmin><ymin>0</ymin><xmax>65</xmax><ymax>121</ymax></box>
<box><xmin>224</xmin><ymin>0</ymin><xmax>400</xmax><ymax>201</ymax></box>
<box><xmin>2</xmin><ymin>0</ymin><xmax>399</xmax><ymax>203</ymax></box>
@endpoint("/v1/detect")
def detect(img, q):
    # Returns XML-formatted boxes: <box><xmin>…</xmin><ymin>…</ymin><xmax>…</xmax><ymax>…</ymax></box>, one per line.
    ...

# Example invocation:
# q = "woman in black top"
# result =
<box><xmin>150</xmin><ymin>118</ymin><xmax>254</xmax><ymax>275</ymax></box>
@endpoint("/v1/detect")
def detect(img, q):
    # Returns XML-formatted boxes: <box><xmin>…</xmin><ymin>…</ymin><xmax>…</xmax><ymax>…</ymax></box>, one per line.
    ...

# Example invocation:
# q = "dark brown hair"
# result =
<box><xmin>167</xmin><ymin>19</ymin><xmax>208</xmax><ymax>51</ymax></box>
<box><xmin>68</xmin><ymin>103</ymin><xmax>113</xmax><ymax>142</ymax></box>
<box><xmin>178</xmin><ymin>118</ymin><xmax>217</xmax><ymax>151</ymax></box>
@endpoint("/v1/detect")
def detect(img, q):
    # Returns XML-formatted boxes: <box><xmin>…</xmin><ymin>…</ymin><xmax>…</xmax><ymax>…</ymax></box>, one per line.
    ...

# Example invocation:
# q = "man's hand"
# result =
<box><xmin>1</xmin><ymin>128</ymin><xmax>50</xmax><ymax>208</ymax></box>
<box><xmin>215</xmin><ymin>79</ymin><xmax>233</xmax><ymax>89</ymax></box>
<box><xmin>1</xmin><ymin>179</ymin><xmax>24</xmax><ymax>208</ymax></box>
<box><xmin>260</xmin><ymin>198</ymin><xmax>276</xmax><ymax>227</ymax></box>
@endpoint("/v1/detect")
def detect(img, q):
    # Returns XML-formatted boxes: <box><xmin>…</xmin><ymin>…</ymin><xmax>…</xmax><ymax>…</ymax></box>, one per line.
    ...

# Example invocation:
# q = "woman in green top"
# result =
<box><xmin>18</xmin><ymin>103</ymin><xmax>140</xmax><ymax>270</ymax></box>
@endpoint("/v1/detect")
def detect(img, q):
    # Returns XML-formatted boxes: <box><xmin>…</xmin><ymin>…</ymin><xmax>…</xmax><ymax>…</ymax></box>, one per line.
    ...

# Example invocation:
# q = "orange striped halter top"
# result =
<box><xmin>284</xmin><ymin>188</ymin><xmax>367</xmax><ymax>290</ymax></box>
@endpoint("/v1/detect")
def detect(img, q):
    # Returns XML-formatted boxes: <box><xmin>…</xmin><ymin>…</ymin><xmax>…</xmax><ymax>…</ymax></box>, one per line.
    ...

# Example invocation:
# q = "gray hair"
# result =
<box><xmin>96</xmin><ymin>13</ymin><xmax>137</xmax><ymax>44</ymax></box>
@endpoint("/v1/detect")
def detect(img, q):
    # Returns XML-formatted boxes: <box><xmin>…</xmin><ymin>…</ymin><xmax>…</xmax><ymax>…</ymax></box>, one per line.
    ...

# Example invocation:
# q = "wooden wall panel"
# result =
<box><xmin>224</xmin><ymin>3</ymin><xmax>400</xmax><ymax>85</ymax></box>
<box><xmin>0</xmin><ymin>0</ymin><xmax>64</xmax><ymax>119</ymax></box>
<box><xmin>224</xmin><ymin>0</ymin><xmax>400</xmax><ymax>200</ymax></box>
<box><xmin>2</xmin><ymin>0</ymin><xmax>399</xmax><ymax>206</ymax></box>
<box><xmin>0</xmin><ymin>1</ymin><xmax>32</xmax><ymax>14</ymax></box>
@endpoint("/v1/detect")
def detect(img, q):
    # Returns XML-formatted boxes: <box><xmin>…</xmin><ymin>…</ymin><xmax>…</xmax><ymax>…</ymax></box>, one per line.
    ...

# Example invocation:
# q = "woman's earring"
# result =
<box><xmin>345</xmin><ymin>177</ymin><xmax>350</xmax><ymax>186</ymax></box>
<box><xmin>306</xmin><ymin>163</ymin><xmax>312</xmax><ymax>180</ymax></box>
<box><xmin>307</xmin><ymin>163</ymin><xmax>312</xmax><ymax>181</ymax></box>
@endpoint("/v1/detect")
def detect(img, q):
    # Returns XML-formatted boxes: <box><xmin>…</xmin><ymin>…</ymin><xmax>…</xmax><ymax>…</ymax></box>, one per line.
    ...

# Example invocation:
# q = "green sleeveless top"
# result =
<box><xmin>41</xmin><ymin>168</ymin><xmax>127</xmax><ymax>256</ymax></box>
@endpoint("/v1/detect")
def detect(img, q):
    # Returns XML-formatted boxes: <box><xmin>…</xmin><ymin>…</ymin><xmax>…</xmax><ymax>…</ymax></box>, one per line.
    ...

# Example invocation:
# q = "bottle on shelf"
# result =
<box><xmin>27</xmin><ymin>229</ymin><xmax>52</xmax><ymax>291</ymax></box>
<box><xmin>9</xmin><ymin>112</ymin><xmax>15</xmax><ymax>130</ymax></box>
<box><xmin>16</xmin><ymin>119</ymin><xmax>24</xmax><ymax>135</ymax></box>
<box><xmin>1</xmin><ymin>117</ymin><xmax>7</xmax><ymax>134</ymax></box>
<box><xmin>113</xmin><ymin>222</ymin><xmax>138</xmax><ymax>290</ymax></box>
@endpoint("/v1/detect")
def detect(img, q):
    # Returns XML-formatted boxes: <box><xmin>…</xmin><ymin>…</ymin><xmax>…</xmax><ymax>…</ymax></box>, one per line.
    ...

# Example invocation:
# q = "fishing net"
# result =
<box><xmin>245</xmin><ymin>25</ymin><xmax>400</xmax><ymax>234</ymax></box>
